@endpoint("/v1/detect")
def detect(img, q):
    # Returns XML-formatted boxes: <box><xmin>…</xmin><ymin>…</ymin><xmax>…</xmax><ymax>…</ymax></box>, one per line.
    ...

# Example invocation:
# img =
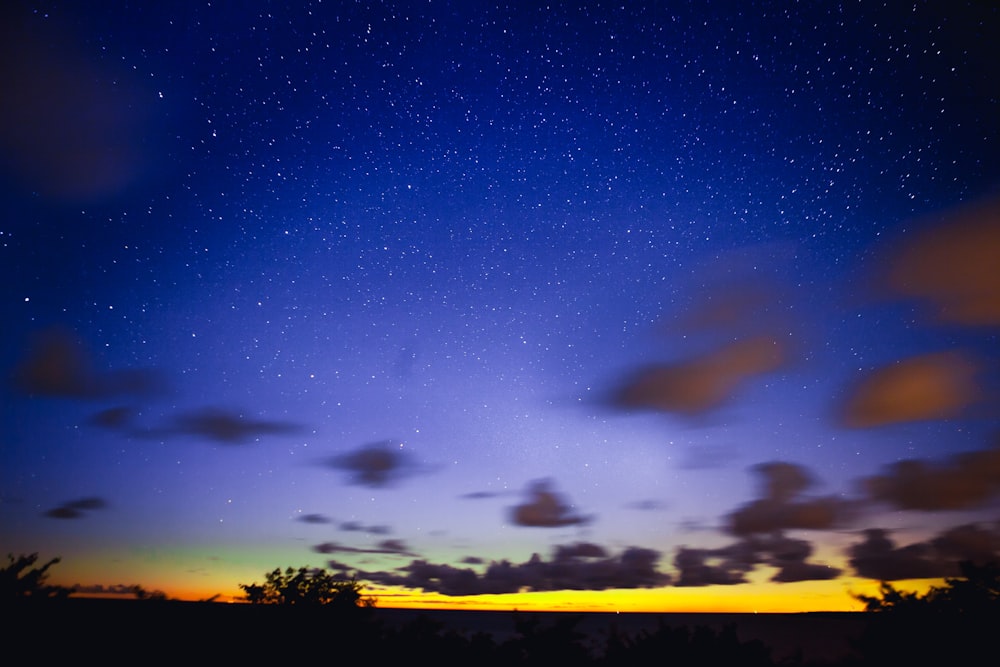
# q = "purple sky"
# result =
<box><xmin>2</xmin><ymin>1</ymin><xmax>998</xmax><ymax>607</ymax></box>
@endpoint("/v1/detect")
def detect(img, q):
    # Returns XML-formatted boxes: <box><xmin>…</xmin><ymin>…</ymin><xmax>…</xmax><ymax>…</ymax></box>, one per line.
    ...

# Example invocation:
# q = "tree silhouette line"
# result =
<box><xmin>4</xmin><ymin>553</ymin><xmax>999</xmax><ymax>665</ymax></box>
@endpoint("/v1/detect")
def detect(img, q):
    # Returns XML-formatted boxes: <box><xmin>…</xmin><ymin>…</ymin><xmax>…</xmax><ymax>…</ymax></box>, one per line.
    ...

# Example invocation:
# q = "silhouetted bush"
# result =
<box><xmin>847</xmin><ymin>561</ymin><xmax>1000</xmax><ymax>667</ymax></box>
<box><xmin>239</xmin><ymin>564</ymin><xmax>374</xmax><ymax>607</ymax></box>
<box><xmin>1</xmin><ymin>553</ymin><xmax>72</xmax><ymax>601</ymax></box>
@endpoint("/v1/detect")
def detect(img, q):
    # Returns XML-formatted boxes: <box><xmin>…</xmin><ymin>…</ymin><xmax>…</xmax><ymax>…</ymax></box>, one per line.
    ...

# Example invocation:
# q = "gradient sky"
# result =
<box><xmin>2</xmin><ymin>1</ymin><xmax>999</xmax><ymax>610</ymax></box>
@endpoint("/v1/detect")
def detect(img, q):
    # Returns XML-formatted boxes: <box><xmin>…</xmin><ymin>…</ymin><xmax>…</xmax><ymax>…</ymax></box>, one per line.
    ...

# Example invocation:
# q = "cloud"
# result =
<box><xmin>762</xmin><ymin>533</ymin><xmax>842</xmax><ymax>583</ymax></box>
<box><xmin>673</xmin><ymin>547</ymin><xmax>750</xmax><ymax>586</ymax></box>
<box><xmin>44</xmin><ymin>496</ymin><xmax>107</xmax><ymax>520</ymax></box>
<box><xmin>849</xmin><ymin>523</ymin><xmax>1000</xmax><ymax>581</ymax></box>
<box><xmin>0</xmin><ymin>12</ymin><xmax>151</xmax><ymax>200</ymax></box>
<box><xmin>460</xmin><ymin>490</ymin><xmax>505</xmax><ymax>500</ymax></box>
<box><xmin>359</xmin><ymin>543</ymin><xmax>670</xmax><ymax>596</ymax></box>
<box><xmin>323</xmin><ymin>440</ymin><xmax>421</xmax><ymax>487</ymax></box>
<box><xmin>87</xmin><ymin>406</ymin><xmax>135</xmax><ymax>429</ymax></box>
<box><xmin>509</xmin><ymin>479</ymin><xmax>592</xmax><ymax>528</ymax></box>
<box><xmin>840</xmin><ymin>351</ymin><xmax>981</xmax><ymax>428</ymax></box>
<box><xmin>673</xmin><ymin>533</ymin><xmax>840</xmax><ymax>586</ymax></box>
<box><xmin>297</xmin><ymin>513</ymin><xmax>333</xmax><ymax>524</ymax></box>
<box><xmin>313</xmin><ymin>539</ymin><xmax>418</xmax><ymax>557</ymax></box>
<box><xmin>626</xmin><ymin>499</ymin><xmax>668</xmax><ymax>511</ymax></box>
<box><xmin>860</xmin><ymin>443</ymin><xmax>1000</xmax><ymax>511</ymax></box>
<box><xmin>849</xmin><ymin>528</ymin><xmax>956</xmax><ymax>581</ymax></box>
<box><xmin>165</xmin><ymin>407</ymin><xmax>300</xmax><ymax>444</ymax></box>
<box><xmin>339</xmin><ymin>521</ymin><xmax>391</xmax><ymax>535</ymax></box>
<box><xmin>931</xmin><ymin>521</ymin><xmax>1000</xmax><ymax>564</ymax></box>
<box><xmin>726</xmin><ymin>462</ymin><xmax>856</xmax><ymax>536</ymax></box>
<box><xmin>71</xmin><ymin>583</ymin><xmax>140</xmax><ymax>596</ymax></box>
<box><xmin>611</xmin><ymin>336</ymin><xmax>785</xmax><ymax>415</ymax></box>
<box><xmin>11</xmin><ymin>328</ymin><xmax>162</xmax><ymax>399</ymax></box>
<box><xmin>884</xmin><ymin>196</ymin><xmax>1000</xmax><ymax>326</ymax></box>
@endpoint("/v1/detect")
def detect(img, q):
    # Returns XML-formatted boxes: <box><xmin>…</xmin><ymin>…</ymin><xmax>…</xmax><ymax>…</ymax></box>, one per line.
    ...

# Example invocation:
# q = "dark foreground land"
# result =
<box><xmin>4</xmin><ymin>599</ymin><xmax>995</xmax><ymax>665</ymax></box>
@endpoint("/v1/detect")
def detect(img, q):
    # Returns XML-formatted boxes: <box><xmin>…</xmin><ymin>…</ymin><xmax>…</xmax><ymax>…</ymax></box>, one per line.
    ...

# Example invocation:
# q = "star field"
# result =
<box><xmin>1</xmin><ymin>1</ymin><xmax>998</xmax><ymax>608</ymax></box>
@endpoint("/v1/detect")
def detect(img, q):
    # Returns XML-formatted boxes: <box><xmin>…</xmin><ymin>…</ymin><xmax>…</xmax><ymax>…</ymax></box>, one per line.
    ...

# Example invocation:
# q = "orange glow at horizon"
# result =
<box><xmin>76</xmin><ymin>577</ymin><xmax>943</xmax><ymax>612</ymax></box>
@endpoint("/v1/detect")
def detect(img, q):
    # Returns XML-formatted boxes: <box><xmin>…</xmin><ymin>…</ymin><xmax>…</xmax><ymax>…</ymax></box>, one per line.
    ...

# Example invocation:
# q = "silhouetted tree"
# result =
<box><xmin>239</xmin><ymin>565</ymin><xmax>374</xmax><ymax>607</ymax></box>
<box><xmin>850</xmin><ymin>561</ymin><xmax>1000</xmax><ymax>667</ymax></box>
<box><xmin>854</xmin><ymin>560</ymin><xmax>1000</xmax><ymax>614</ymax></box>
<box><xmin>132</xmin><ymin>585</ymin><xmax>168</xmax><ymax>601</ymax></box>
<box><xmin>1</xmin><ymin>553</ymin><xmax>73</xmax><ymax>600</ymax></box>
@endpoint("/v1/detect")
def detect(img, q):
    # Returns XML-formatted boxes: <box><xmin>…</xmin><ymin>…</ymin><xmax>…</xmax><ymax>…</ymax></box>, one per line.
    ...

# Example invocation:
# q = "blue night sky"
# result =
<box><xmin>2</xmin><ymin>1</ymin><xmax>998</xmax><ymax>609</ymax></box>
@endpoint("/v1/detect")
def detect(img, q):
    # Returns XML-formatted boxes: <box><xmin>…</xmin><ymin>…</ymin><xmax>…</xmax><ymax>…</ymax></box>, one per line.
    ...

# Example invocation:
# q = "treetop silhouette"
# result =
<box><xmin>239</xmin><ymin>565</ymin><xmax>374</xmax><ymax>607</ymax></box>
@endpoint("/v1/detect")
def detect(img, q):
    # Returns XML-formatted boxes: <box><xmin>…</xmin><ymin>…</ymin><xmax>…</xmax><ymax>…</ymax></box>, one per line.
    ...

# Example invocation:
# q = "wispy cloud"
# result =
<box><xmin>44</xmin><ymin>496</ymin><xmax>108</xmax><ymax>520</ymax></box>
<box><xmin>313</xmin><ymin>539</ymin><xmax>418</xmax><ymax>557</ymax></box>
<box><xmin>161</xmin><ymin>407</ymin><xmax>301</xmax><ymax>444</ymax></box>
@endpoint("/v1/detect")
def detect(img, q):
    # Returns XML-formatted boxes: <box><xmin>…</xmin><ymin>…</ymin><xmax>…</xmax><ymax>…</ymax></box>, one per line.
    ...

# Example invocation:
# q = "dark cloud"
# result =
<box><xmin>44</xmin><ymin>496</ymin><xmax>108</xmax><ymax>520</ymax></box>
<box><xmin>11</xmin><ymin>328</ymin><xmax>162</xmax><ymax>399</ymax></box>
<box><xmin>762</xmin><ymin>533</ymin><xmax>842</xmax><ymax>583</ymax></box>
<box><xmin>313</xmin><ymin>539</ymin><xmax>417</xmax><ymax>557</ymax></box>
<box><xmin>87</xmin><ymin>406</ymin><xmax>135</xmax><ymax>429</ymax></box>
<box><xmin>460</xmin><ymin>490</ymin><xmax>505</xmax><ymax>500</ymax></box>
<box><xmin>848</xmin><ymin>528</ymin><xmax>956</xmax><ymax>581</ymax></box>
<box><xmin>840</xmin><ymin>351</ymin><xmax>981</xmax><ymax>428</ymax></box>
<box><xmin>553</xmin><ymin>542</ymin><xmax>608</xmax><ymax>559</ymax></box>
<box><xmin>509</xmin><ymin>479</ymin><xmax>592</xmax><ymax>528</ymax></box>
<box><xmin>884</xmin><ymin>196</ymin><xmax>1000</xmax><ymax>327</ymax></box>
<box><xmin>324</xmin><ymin>440</ymin><xmax>419</xmax><ymax>487</ymax></box>
<box><xmin>673</xmin><ymin>533</ymin><xmax>840</xmax><ymax>586</ymax></box>
<box><xmin>324</xmin><ymin>559</ymin><xmax>355</xmax><ymax>572</ymax></box>
<box><xmin>726</xmin><ymin>462</ymin><xmax>856</xmax><ymax>536</ymax></box>
<box><xmin>340</xmin><ymin>521</ymin><xmax>391</xmax><ymax>535</ymax></box>
<box><xmin>0</xmin><ymin>12</ymin><xmax>151</xmax><ymax>200</ymax></box>
<box><xmin>360</xmin><ymin>543</ymin><xmax>669</xmax><ymax>596</ymax></box>
<box><xmin>375</xmin><ymin>539</ymin><xmax>417</xmax><ymax>557</ymax></box>
<box><xmin>931</xmin><ymin>521</ymin><xmax>1000</xmax><ymax>564</ymax></box>
<box><xmin>165</xmin><ymin>407</ymin><xmax>300</xmax><ymax>444</ymax></box>
<box><xmin>611</xmin><ymin>336</ymin><xmax>785</xmax><ymax>416</ymax></box>
<box><xmin>297</xmin><ymin>513</ymin><xmax>333</xmax><ymax>524</ymax></box>
<box><xmin>861</xmin><ymin>443</ymin><xmax>1000</xmax><ymax>511</ymax></box>
<box><xmin>673</xmin><ymin>546</ymin><xmax>750</xmax><ymax>586</ymax></box>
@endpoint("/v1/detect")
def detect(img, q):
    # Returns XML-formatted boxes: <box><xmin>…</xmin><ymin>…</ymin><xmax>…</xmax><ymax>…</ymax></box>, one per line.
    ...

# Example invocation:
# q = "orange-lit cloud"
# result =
<box><xmin>885</xmin><ymin>197</ymin><xmax>1000</xmax><ymax>326</ymax></box>
<box><xmin>840</xmin><ymin>351</ymin><xmax>981</xmax><ymax>428</ymax></box>
<box><xmin>612</xmin><ymin>336</ymin><xmax>785</xmax><ymax>415</ymax></box>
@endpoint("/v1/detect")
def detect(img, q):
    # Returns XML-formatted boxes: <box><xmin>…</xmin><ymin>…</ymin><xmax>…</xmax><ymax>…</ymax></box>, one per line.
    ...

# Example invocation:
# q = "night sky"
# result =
<box><xmin>2</xmin><ymin>1</ymin><xmax>999</xmax><ymax>610</ymax></box>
